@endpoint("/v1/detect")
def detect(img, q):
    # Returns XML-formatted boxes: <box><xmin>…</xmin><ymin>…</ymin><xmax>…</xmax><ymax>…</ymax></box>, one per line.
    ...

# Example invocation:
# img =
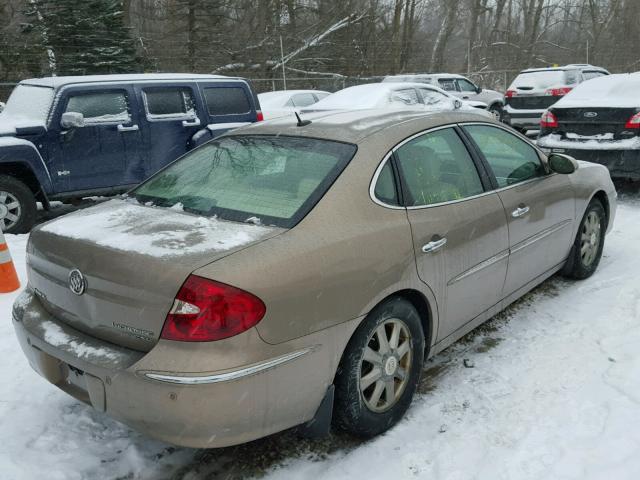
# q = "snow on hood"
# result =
<box><xmin>554</xmin><ymin>73</ymin><xmax>640</xmax><ymax>109</ymax></box>
<box><xmin>39</xmin><ymin>199</ymin><xmax>276</xmax><ymax>258</ymax></box>
<box><xmin>0</xmin><ymin>117</ymin><xmax>44</xmax><ymax>137</ymax></box>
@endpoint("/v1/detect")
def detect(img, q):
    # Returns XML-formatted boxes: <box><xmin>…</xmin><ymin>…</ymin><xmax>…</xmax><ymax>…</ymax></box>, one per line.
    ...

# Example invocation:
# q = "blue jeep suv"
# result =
<box><xmin>0</xmin><ymin>73</ymin><xmax>262</xmax><ymax>233</ymax></box>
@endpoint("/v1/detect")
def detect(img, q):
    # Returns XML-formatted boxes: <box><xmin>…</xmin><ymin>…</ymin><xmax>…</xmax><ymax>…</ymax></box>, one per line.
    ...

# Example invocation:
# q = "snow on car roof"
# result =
<box><xmin>258</xmin><ymin>90</ymin><xmax>329</xmax><ymax>108</ymax></box>
<box><xmin>20</xmin><ymin>73</ymin><xmax>237</xmax><ymax>89</ymax></box>
<box><xmin>521</xmin><ymin>64</ymin><xmax>608</xmax><ymax>73</ymax></box>
<box><xmin>553</xmin><ymin>73</ymin><xmax>640</xmax><ymax>109</ymax></box>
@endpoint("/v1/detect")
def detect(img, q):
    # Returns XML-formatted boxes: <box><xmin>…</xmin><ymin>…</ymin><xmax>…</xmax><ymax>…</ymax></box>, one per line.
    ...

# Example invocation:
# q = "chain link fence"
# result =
<box><xmin>0</xmin><ymin>69</ymin><xmax>522</xmax><ymax>103</ymax></box>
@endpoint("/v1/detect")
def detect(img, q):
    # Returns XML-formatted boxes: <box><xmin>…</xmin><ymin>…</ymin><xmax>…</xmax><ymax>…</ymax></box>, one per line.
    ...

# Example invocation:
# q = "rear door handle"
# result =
<box><xmin>512</xmin><ymin>205</ymin><xmax>530</xmax><ymax>218</ymax></box>
<box><xmin>422</xmin><ymin>237</ymin><xmax>447</xmax><ymax>253</ymax></box>
<box><xmin>182</xmin><ymin>118</ymin><xmax>201</xmax><ymax>127</ymax></box>
<box><xmin>117</xmin><ymin>124</ymin><xmax>139</xmax><ymax>132</ymax></box>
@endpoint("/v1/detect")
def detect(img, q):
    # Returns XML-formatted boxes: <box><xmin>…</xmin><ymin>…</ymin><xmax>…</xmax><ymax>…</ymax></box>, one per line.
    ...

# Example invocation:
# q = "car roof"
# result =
<box><xmin>227</xmin><ymin>108</ymin><xmax>493</xmax><ymax>144</ymax></box>
<box><xmin>20</xmin><ymin>73</ymin><xmax>240</xmax><ymax>89</ymax></box>
<box><xmin>520</xmin><ymin>65</ymin><xmax>608</xmax><ymax>73</ymax></box>
<box><xmin>385</xmin><ymin>73</ymin><xmax>465</xmax><ymax>80</ymax></box>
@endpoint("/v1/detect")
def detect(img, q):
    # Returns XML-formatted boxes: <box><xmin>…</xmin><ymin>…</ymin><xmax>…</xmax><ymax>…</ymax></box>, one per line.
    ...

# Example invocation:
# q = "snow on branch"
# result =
<box><xmin>271</xmin><ymin>13</ymin><xmax>367</xmax><ymax>71</ymax></box>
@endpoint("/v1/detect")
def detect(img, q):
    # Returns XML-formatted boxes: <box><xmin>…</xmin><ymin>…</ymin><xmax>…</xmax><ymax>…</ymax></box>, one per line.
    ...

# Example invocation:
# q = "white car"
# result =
<box><xmin>304</xmin><ymin>82</ymin><xmax>491</xmax><ymax>117</ymax></box>
<box><xmin>258</xmin><ymin>90</ymin><xmax>330</xmax><ymax>120</ymax></box>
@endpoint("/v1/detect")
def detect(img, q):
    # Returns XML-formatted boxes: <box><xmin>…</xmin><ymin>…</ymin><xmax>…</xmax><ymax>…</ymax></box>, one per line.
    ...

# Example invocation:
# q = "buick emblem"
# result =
<box><xmin>584</xmin><ymin>111</ymin><xmax>598</xmax><ymax>118</ymax></box>
<box><xmin>68</xmin><ymin>269</ymin><xmax>86</xmax><ymax>295</ymax></box>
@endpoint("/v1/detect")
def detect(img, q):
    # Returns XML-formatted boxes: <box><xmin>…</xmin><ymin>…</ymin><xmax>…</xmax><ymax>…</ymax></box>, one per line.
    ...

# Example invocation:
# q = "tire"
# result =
<box><xmin>561</xmin><ymin>198</ymin><xmax>606</xmax><ymax>279</ymax></box>
<box><xmin>0</xmin><ymin>175</ymin><xmax>37</xmax><ymax>234</ymax></box>
<box><xmin>333</xmin><ymin>297</ymin><xmax>425</xmax><ymax>437</ymax></box>
<box><xmin>488</xmin><ymin>104</ymin><xmax>504</xmax><ymax>122</ymax></box>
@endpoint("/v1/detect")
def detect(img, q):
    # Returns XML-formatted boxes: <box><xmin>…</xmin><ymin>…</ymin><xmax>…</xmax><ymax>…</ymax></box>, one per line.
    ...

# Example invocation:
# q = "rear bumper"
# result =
<box><xmin>539</xmin><ymin>146</ymin><xmax>640</xmax><ymax>180</ymax></box>
<box><xmin>503</xmin><ymin>106</ymin><xmax>544</xmax><ymax>129</ymax></box>
<box><xmin>13</xmin><ymin>288</ymin><xmax>354</xmax><ymax>448</ymax></box>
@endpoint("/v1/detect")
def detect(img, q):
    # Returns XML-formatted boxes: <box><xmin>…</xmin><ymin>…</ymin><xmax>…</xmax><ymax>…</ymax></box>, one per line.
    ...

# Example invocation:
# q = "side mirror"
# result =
<box><xmin>548</xmin><ymin>153</ymin><xmax>578</xmax><ymax>174</ymax></box>
<box><xmin>61</xmin><ymin>112</ymin><xmax>85</xmax><ymax>129</ymax></box>
<box><xmin>453</xmin><ymin>99</ymin><xmax>463</xmax><ymax>109</ymax></box>
<box><xmin>476</xmin><ymin>86</ymin><xmax>482</xmax><ymax>94</ymax></box>
<box><xmin>0</xmin><ymin>102</ymin><xmax>5</xmax><ymax>113</ymax></box>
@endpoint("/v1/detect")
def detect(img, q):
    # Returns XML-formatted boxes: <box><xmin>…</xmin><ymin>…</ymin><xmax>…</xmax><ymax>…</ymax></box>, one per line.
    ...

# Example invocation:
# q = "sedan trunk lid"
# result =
<box><xmin>27</xmin><ymin>199</ymin><xmax>282</xmax><ymax>352</ymax></box>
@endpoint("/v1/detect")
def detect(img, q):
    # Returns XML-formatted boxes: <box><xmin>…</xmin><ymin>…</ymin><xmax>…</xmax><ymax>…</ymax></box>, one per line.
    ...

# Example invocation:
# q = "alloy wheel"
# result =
<box><xmin>0</xmin><ymin>190</ymin><xmax>22</xmax><ymax>232</ymax></box>
<box><xmin>359</xmin><ymin>318</ymin><xmax>413</xmax><ymax>413</ymax></box>
<box><xmin>580</xmin><ymin>210</ymin><xmax>601</xmax><ymax>267</ymax></box>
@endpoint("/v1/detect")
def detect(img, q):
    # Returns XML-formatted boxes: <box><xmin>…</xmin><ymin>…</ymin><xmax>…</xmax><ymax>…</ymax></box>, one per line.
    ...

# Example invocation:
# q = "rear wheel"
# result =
<box><xmin>333</xmin><ymin>297</ymin><xmax>424</xmax><ymax>437</ymax></box>
<box><xmin>0</xmin><ymin>175</ymin><xmax>37</xmax><ymax>234</ymax></box>
<box><xmin>561</xmin><ymin>199</ymin><xmax>606</xmax><ymax>279</ymax></box>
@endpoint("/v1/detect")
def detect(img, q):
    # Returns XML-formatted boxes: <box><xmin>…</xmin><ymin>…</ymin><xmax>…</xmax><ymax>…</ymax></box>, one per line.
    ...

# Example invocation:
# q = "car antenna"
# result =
<box><xmin>294</xmin><ymin>111</ymin><xmax>311</xmax><ymax>127</ymax></box>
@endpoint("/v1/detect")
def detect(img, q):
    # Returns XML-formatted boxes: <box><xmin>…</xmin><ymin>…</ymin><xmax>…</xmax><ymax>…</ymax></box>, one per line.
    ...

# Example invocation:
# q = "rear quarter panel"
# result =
<box><xmin>568</xmin><ymin>161</ymin><xmax>617</xmax><ymax>235</ymax></box>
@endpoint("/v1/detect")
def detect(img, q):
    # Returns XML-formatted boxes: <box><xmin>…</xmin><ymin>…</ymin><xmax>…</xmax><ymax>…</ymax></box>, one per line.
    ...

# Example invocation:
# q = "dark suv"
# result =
<box><xmin>0</xmin><ymin>73</ymin><xmax>262</xmax><ymax>232</ymax></box>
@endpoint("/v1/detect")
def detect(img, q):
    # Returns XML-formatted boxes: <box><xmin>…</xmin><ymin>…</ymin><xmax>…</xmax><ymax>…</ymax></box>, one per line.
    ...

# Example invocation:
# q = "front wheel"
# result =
<box><xmin>488</xmin><ymin>104</ymin><xmax>504</xmax><ymax>122</ymax></box>
<box><xmin>0</xmin><ymin>175</ymin><xmax>37</xmax><ymax>234</ymax></box>
<box><xmin>561</xmin><ymin>198</ymin><xmax>606</xmax><ymax>279</ymax></box>
<box><xmin>333</xmin><ymin>297</ymin><xmax>424</xmax><ymax>437</ymax></box>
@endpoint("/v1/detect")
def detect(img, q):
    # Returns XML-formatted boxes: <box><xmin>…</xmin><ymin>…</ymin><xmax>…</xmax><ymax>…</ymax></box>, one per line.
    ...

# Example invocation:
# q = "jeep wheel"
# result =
<box><xmin>0</xmin><ymin>175</ymin><xmax>37</xmax><ymax>234</ymax></box>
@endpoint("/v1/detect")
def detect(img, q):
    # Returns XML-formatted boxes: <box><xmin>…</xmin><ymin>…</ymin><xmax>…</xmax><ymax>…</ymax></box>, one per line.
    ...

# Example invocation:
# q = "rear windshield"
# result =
<box><xmin>512</xmin><ymin>70</ymin><xmax>570</xmax><ymax>89</ymax></box>
<box><xmin>133</xmin><ymin>135</ymin><xmax>357</xmax><ymax>228</ymax></box>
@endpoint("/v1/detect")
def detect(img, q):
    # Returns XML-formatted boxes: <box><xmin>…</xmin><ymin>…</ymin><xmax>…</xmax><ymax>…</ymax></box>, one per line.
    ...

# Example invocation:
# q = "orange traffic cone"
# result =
<box><xmin>0</xmin><ymin>229</ymin><xmax>20</xmax><ymax>293</ymax></box>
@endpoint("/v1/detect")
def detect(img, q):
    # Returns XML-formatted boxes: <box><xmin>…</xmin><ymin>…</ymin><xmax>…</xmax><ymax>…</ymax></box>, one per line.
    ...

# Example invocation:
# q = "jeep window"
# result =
<box><xmin>143</xmin><ymin>88</ymin><xmax>196</xmax><ymax>119</ymax></box>
<box><xmin>203</xmin><ymin>87</ymin><xmax>251</xmax><ymax>116</ymax></box>
<box><xmin>133</xmin><ymin>135</ymin><xmax>357</xmax><ymax>228</ymax></box>
<box><xmin>1</xmin><ymin>85</ymin><xmax>54</xmax><ymax>124</ymax></box>
<box><xmin>65</xmin><ymin>91</ymin><xmax>131</xmax><ymax>124</ymax></box>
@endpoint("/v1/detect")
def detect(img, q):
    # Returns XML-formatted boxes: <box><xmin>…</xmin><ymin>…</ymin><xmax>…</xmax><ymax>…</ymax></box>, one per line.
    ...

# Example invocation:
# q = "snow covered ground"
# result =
<box><xmin>2</xmin><ymin>195</ymin><xmax>640</xmax><ymax>479</ymax></box>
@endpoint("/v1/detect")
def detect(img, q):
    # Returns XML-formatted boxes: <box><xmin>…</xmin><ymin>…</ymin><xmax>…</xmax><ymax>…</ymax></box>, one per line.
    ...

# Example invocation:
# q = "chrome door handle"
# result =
<box><xmin>182</xmin><ymin>118</ymin><xmax>201</xmax><ymax>127</ymax></box>
<box><xmin>512</xmin><ymin>206</ymin><xmax>530</xmax><ymax>218</ymax></box>
<box><xmin>422</xmin><ymin>237</ymin><xmax>447</xmax><ymax>253</ymax></box>
<box><xmin>117</xmin><ymin>124</ymin><xmax>139</xmax><ymax>132</ymax></box>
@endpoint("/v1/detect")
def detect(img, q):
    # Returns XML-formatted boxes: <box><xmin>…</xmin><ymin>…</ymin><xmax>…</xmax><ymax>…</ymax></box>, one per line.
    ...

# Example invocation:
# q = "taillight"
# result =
<box><xmin>624</xmin><ymin>112</ymin><xmax>640</xmax><ymax>129</ymax></box>
<box><xmin>256</xmin><ymin>110</ymin><xmax>264</xmax><ymax>121</ymax></box>
<box><xmin>505</xmin><ymin>90</ymin><xmax>517</xmax><ymax>98</ymax></box>
<box><xmin>545</xmin><ymin>87</ymin><xmax>572</xmax><ymax>97</ymax></box>
<box><xmin>540</xmin><ymin>110</ymin><xmax>558</xmax><ymax>128</ymax></box>
<box><xmin>160</xmin><ymin>275</ymin><xmax>266</xmax><ymax>342</ymax></box>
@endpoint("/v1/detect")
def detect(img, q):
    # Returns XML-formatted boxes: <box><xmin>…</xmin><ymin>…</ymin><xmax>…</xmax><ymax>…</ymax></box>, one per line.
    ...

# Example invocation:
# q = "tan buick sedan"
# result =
<box><xmin>13</xmin><ymin>109</ymin><xmax>616</xmax><ymax>448</ymax></box>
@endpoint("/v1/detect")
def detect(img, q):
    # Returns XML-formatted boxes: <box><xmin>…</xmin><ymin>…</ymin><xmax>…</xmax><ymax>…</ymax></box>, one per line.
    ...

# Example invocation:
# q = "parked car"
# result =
<box><xmin>258</xmin><ymin>89</ymin><xmax>330</xmax><ymax>120</ymax></box>
<box><xmin>504</xmin><ymin>64</ymin><xmax>609</xmax><ymax>133</ymax></box>
<box><xmin>537</xmin><ymin>72</ymin><xmax>640</xmax><ymax>180</ymax></box>
<box><xmin>0</xmin><ymin>73</ymin><xmax>262</xmax><ymax>233</ymax></box>
<box><xmin>14</xmin><ymin>108</ymin><xmax>615</xmax><ymax>448</ymax></box>
<box><xmin>383</xmin><ymin>73</ymin><xmax>504</xmax><ymax>119</ymax></box>
<box><xmin>304</xmin><ymin>82</ymin><xmax>492</xmax><ymax>116</ymax></box>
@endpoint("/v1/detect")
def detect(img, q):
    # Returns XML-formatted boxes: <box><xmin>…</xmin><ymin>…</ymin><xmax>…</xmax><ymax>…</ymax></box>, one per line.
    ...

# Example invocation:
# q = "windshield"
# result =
<box><xmin>133</xmin><ymin>135</ymin><xmax>357</xmax><ymax>228</ymax></box>
<box><xmin>0</xmin><ymin>85</ymin><xmax>54</xmax><ymax>124</ymax></box>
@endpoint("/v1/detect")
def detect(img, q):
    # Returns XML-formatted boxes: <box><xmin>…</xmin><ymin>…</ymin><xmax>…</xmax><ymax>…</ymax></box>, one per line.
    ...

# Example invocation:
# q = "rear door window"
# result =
<box><xmin>464</xmin><ymin>125</ymin><xmax>544</xmax><ymax>187</ymax></box>
<box><xmin>134</xmin><ymin>135</ymin><xmax>357</xmax><ymax>227</ymax></box>
<box><xmin>374</xmin><ymin>161</ymin><xmax>399</xmax><ymax>206</ymax></box>
<box><xmin>438</xmin><ymin>79</ymin><xmax>458</xmax><ymax>91</ymax></box>
<box><xmin>143</xmin><ymin>87</ymin><xmax>196</xmax><ymax>119</ymax></box>
<box><xmin>290</xmin><ymin>93</ymin><xmax>317</xmax><ymax>107</ymax></box>
<box><xmin>65</xmin><ymin>91</ymin><xmax>130</xmax><ymax>124</ymax></box>
<box><xmin>203</xmin><ymin>86</ymin><xmax>251</xmax><ymax>116</ymax></box>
